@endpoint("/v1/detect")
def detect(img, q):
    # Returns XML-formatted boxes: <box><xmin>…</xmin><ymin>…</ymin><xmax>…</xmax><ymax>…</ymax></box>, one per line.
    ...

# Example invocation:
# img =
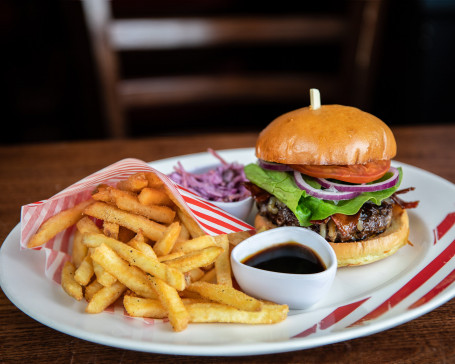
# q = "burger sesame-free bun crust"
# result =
<box><xmin>256</xmin><ymin>105</ymin><xmax>397</xmax><ymax>166</ymax></box>
<box><xmin>254</xmin><ymin>206</ymin><xmax>409</xmax><ymax>267</ymax></box>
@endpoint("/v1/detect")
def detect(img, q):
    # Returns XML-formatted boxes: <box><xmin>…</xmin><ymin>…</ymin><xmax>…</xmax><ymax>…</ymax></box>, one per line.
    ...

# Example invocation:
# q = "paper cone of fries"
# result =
<box><xmin>18</xmin><ymin>158</ymin><xmax>287</xmax><ymax>332</ymax></box>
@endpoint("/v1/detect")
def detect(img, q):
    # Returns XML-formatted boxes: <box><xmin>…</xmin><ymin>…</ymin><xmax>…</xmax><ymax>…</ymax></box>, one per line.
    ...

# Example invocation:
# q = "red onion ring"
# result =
<box><xmin>314</xmin><ymin>167</ymin><xmax>399</xmax><ymax>192</ymax></box>
<box><xmin>259</xmin><ymin>159</ymin><xmax>399</xmax><ymax>199</ymax></box>
<box><xmin>258</xmin><ymin>159</ymin><xmax>293</xmax><ymax>172</ymax></box>
<box><xmin>293</xmin><ymin>171</ymin><xmax>361</xmax><ymax>201</ymax></box>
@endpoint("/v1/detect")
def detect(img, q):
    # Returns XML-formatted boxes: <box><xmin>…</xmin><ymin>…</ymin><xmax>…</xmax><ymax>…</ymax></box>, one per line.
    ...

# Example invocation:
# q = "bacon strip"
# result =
<box><xmin>243</xmin><ymin>182</ymin><xmax>270</xmax><ymax>203</ymax></box>
<box><xmin>391</xmin><ymin>187</ymin><xmax>419</xmax><ymax>209</ymax></box>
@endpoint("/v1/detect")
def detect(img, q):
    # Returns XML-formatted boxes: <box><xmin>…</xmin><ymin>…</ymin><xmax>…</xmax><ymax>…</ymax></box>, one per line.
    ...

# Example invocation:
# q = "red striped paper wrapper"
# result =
<box><xmin>20</xmin><ymin>158</ymin><xmax>253</xmax><ymax>282</ymax></box>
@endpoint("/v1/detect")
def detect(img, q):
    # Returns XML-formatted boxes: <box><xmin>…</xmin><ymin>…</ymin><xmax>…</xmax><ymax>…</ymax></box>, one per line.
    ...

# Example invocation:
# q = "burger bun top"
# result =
<box><xmin>256</xmin><ymin>104</ymin><xmax>396</xmax><ymax>166</ymax></box>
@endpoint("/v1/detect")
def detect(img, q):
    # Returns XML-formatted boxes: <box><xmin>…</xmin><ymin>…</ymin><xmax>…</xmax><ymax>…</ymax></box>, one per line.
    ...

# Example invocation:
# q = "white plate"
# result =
<box><xmin>1</xmin><ymin>148</ymin><xmax>455</xmax><ymax>356</ymax></box>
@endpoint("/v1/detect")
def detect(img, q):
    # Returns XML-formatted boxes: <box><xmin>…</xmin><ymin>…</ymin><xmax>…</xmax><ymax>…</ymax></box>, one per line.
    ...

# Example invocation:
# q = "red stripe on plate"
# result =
<box><xmin>294</xmin><ymin>324</ymin><xmax>317</xmax><ymax>338</ymax></box>
<box><xmin>434</xmin><ymin>212</ymin><xmax>455</xmax><ymax>244</ymax></box>
<box><xmin>293</xmin><ymin>297</ymin><xmax>369</xmax><ymax>338</ymax></box>
<box><xmin>319</xmin><ymin>297</ymin><xmax>370</xmax><ymax>330</ymax></box>
<box><xmin>351</xmin><ymin>238</ymin><xmax>455</xmax><ymax>326</ymax></box>
<box><xmin>408</xmin><ymin>268</ymin><xmax>455</xmax><ymax>309</ymax></box>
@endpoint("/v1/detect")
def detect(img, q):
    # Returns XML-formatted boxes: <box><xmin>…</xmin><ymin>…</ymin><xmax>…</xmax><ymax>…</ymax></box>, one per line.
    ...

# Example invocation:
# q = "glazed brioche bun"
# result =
<box><xmin>256</xmin><ymin>104</ymin><xmax>397</xmax><ymax>166</ymax></box>
<box><xmin>254</xmin><ymin>206</ymin><xmax>410</xmax><ymax>267</ymax></box>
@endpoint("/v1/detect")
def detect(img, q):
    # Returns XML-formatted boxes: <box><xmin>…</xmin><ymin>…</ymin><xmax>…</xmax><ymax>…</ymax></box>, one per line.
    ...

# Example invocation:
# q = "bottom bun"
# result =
<box><xmin>254</xmin><ymin>206</ymin><xmax>410</xmax><ymax>267</ymax></box>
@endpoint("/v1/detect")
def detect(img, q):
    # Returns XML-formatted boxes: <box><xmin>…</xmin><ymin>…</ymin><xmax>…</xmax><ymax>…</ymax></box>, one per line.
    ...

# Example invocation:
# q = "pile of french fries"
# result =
<box><xmin>27</xmin><ymin>171</ymin><xmax>288</xmax><ymax>332</ymax></box>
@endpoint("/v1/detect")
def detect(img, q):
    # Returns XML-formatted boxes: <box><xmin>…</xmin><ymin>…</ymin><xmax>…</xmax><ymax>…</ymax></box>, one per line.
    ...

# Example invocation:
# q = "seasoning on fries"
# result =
<box><xmin>26</xmin><ymin>171</ymin><xmax>289</xmax><ymax>331</ymax></box>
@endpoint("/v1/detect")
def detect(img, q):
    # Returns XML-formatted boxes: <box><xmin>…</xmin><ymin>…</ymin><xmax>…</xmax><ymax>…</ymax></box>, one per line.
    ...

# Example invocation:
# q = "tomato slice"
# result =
<box><xmin>290</xmin><ymin>160</ymin><xmax>391</xmax><ymax>184</ymax></box>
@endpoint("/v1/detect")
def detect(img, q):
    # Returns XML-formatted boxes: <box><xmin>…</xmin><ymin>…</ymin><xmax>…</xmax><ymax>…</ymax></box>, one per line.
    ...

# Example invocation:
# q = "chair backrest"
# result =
<box><xmin>81</xmin><ymin>0</ymin><xmax>386</xmax><ymax>138</ymax></box>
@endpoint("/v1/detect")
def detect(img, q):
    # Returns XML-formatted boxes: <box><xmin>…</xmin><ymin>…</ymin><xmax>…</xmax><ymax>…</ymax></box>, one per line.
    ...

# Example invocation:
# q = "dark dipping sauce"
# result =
<box><xmin>242</xmin><ymin>241</ymin><xmax>326</xmax><ymax>274</ymax></box>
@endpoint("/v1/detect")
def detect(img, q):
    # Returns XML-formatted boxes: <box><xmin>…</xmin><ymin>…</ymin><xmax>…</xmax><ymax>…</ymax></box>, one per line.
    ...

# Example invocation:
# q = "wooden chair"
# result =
<box><xmin>81</xmin><ymin>0</ymin><xmax>386</xmax><ymax>138</ymax></box>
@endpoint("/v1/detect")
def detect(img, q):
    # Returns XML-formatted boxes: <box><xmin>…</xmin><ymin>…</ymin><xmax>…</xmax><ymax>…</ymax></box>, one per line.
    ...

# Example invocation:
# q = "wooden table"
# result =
<box><xmin>1</xmin><ymin>124</ymin><xmax>455</xmax><ymax>363</ymax></box>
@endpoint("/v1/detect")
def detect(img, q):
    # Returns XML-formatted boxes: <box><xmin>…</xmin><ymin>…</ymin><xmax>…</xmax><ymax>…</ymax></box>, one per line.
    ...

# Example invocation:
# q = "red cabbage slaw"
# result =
<box><xmin>168</xmin><ymin>149</ymin><xmax>251</xmax><ymax>202</ymax></box>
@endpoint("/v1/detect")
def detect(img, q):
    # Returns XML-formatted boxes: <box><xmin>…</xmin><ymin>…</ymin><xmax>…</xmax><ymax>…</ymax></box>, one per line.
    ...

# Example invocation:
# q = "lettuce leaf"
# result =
<box><xmin>244</xmin><ymin>163</ymin><xmax>402</xmax><ymax>227</ymax></box>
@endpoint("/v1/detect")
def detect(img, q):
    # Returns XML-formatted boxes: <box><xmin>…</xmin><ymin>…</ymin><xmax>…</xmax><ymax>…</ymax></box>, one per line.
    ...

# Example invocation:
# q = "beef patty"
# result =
<box><xmin>257</xmin><ymin>196</ymin><xmax>394</xmax><ymax>243</ymax></box>
<box><xmin>251</xmin><ymin>186</ymin><xmax>394</xmax><ymax>243</ymax></box>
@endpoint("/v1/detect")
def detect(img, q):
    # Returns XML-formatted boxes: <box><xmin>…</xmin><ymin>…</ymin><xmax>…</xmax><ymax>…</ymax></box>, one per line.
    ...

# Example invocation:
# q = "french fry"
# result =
<box><xmin>83</xmin><ymin>233</ymin><xmax>186</xmax><ymax>291</ymax></box>
<box><xmin>84</xmin><ymin>279</ymin><xmax>104</xmax><ymax>302</ymax></box>
<box><xmin>144</xmin><ymin>172</ymin><xmax>164</xmax><ymax>189</ymax></box>
<box><xmin>179</xmin><ymin>289</ymin><xmax>204</xmax><ymax>299</ymax></box>
<box><xmin>130</xmin><ymin>230</ymin><xmax>147</xmax><ymax>244</ymax></box>
<box><xmin>91</xmin><ymin>187</ymin><xmax>113</xmax><ymax>204</ymax></box>
<box><xmin>128</xmin><ymin>232</ymin><xmax>157</xmax><ymax>260</ymax></box>
<box><xmin>157</xmin><ymin>251</ymin><xmax>185</xmax><ymax>262</ymax></box>
<box><xmin>93</xmin><ymin>260</ymin><xmax>117</xmax><ymax>287</ymax></box>
<box><xmin>164</xmin><ymin>246</ymin><xmax>223</xmax><ymax>273</ymax></box>
<box><xmin>123</xmin><ymin>296</ymin><xmax>287</xmax><ymax>325</ymax></box>
<box><xmin>153</xmin><ymin>222</ymin><xmax>181</xmax><ymax>256</ymax></box>
<box><xmin>160</xmin><ymin>182</ymin><xmax>206</xmax><ymax>238</ymax></box>
<box><xmin>214</xmin><ymin>234</ymin><xmax>232</xmax><ymax>286</ymax></box>
<box><xmin>71</xmin><ymin>229</ymin><xmax>87</xmax><ymax>268</ymax></box>
<box><xmin>92</xmin><ymin>183</ymin><xmax>138</xmax><ymax>203</ymax></box>
<box><xmin>86</xmin><ymin>280</ymin><xmax>126</xmax><ymax>314</ymax></box>
<box><xmin>148</xmin><ymin>276</ymin><xmax>189</xmax><ymax>332</ymax></box>
<box><xmin>74</xmin><ymin>254</ymin><xmax>94</xmax><ymax>286</ymax></box>
<box><xmin>199</xmin><ymin>267</ymin><xmax>217</xmax><ymax>283</ymax></box>
<box><xmin>185</xmin><ymin>268</ymin><xmax>205</xmax><ymax>283</ymax></box>
<box><xmin>61</xmin><ymin>261</ymin><xmax>83</xmax><ymax>301</ymax></box>
<box><xmin>187</xmin><ymin>302</ymin><xmax>288</xmax><ymax>324</ymax></box>
<box><xmin>27</xmin><ymin>199</ymin><xmax>93</xmax><ymax>248</ymax></box>
<box><xmin>76</xmin><ymin>216</ymin><xmax>101</xmax><ymax>234</ymax></box>
<box><xmin>138</xmin><ymin>187</ymin><xmax>173</xmax><ymax>207</ymax></box>
<box><xmin>171</xmin><ymin>234</ymin><xmax>217</xmax><ymax>254</ymax></box>
<box><xmin>123</xmin><ymin>296</ymin><xmax>206</xmax><ymax>318</ymax></box>
<box><xmin>187</xmin><ymin>281</ymin><xmax>263</xmax><ymax>312</ymax></box>
<box><xmin>103</xmin><ymin>221</ymin><xmax>119</xmax><ymax>239</ymax></box>
<box><xmin>123</xmin><ymin>295</ymin><xmax>168</xmax><ymax>319</ymax></box>
<box><xmin>176</xmin><ymin>223</ymin><xmax>190</xmax><ymax>244</ymax></box>
<box><xmin>116</xmin><ymin>172</ymin><xmax>148</xmax><ymax>192</ymax></box>
<box><xmin>176</xmin><ymin>209</ymin><xmax>205</xmax><ymax>239</ymax></box>
<box><xmin>90</xmin><ymin>244</ymin><xmax>157</xmax><ymax>299</ymax></box>
<box><xmin>121</xmin><ymin>201</ymin><xmax>175</xmax><ymax>225</ymax></box>
<box><xmin>84</xmin><ymin>202</ymin><xmax>166</xmax><ymax>241</ymax></box>
<box><xmin>107</xmin><ymin>187</ymin><xmax>176</xmax><ymax>224</ymax></box>
<box><xmin>227</xmin><ymin>230</ymin><xmax>254</xmax><ymax>247</ymax></box>
<box><xmin>92</xmin><ymin>183</ymin><xmax>110</xmax><ymax>194</ymax></box>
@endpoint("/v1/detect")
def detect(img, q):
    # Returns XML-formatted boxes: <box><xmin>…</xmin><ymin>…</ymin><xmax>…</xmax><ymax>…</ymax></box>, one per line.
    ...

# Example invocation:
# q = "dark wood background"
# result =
<box><xmin>1</xmin><ymin>0</ymin><xmax>455</xmax><ymax>144</ymax></box>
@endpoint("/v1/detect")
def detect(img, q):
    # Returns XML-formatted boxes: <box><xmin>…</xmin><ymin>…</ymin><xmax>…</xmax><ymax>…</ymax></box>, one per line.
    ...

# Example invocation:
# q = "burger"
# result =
<box><xmin>244</xmin><ymin>103</ymin><xmax>418</xmax><ymax>267</ymax></box>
